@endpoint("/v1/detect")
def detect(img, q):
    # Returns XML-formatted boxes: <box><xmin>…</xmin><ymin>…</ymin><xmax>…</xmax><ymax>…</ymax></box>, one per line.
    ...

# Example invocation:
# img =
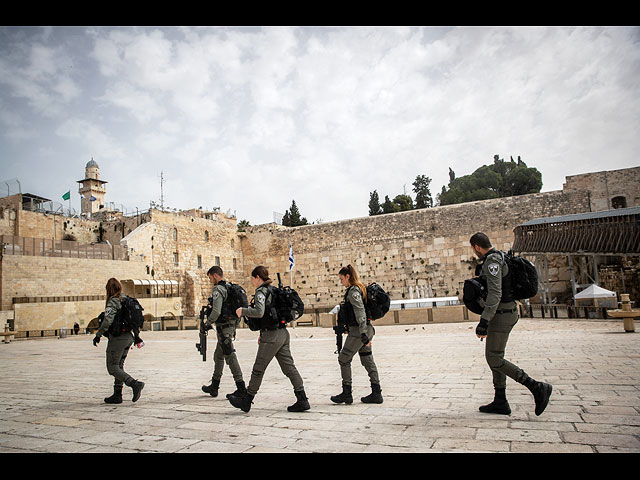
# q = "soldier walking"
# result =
<box><xmin>471</xmin><ymin>232</ymin><xmax>552</xmax><ymax>415</ymax></box>
<box><xmin>228</xmin><ymin>266</ymin><xmax>309</xmax><ymax>413</ymax></box>
<box><xmin>331</xmin><ymin>264</ymin><xmax>383</xmax><ymax>405</ymax></box>
<box><xmin>93</xmin><ymin>277</ymin><xmax>144</xmax><ymax>404</ymax></box>
<box><xmin>201</xmin><ymin>266</ymin><xmax>246</xmax><ymax>399</ymax></box>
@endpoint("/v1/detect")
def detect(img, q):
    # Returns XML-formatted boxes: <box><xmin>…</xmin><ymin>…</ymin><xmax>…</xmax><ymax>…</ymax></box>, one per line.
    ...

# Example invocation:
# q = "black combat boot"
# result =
<box><xmin>287</xmin><ymin>389</ymin><xmax>310</xmax><ymax>412</ymax></box>
<box><xmin>330</xmin><ymin>384</ymin><xmax>353</xmax><ymax>404</ymax></box>
<box><xmin>104</xmin><ymin>385</ymin><xmax>123</xmax><ymax>404</ymax></box>
<box><xmin>479</xmin><ymin>387</ymin><xmax>511</xmax><ymax>415</ymax></box>
<box><xmin>226</xmin><ymin>380</ymin><xmax>247</xmax><ymax>400</ymax></box>
<box><xmin>125</xmin><ymin>378</ymin><xmax>145</xmax><ymax>403</ymax></box>
<box><xmin>361</xmin><ymin>383</ymin><xmax>383</xmax><ymax>404</ymax></box>
<box><xmin>228</xmin><ymin>391</ymin><xmax>254</xmax><ymax>413</ymax></box>
<box><xmin>202</xmin><ymin>378</ymin><xmax>220</xmax><ymax>397</ymax></box>
<box><xmin>523</xmin><ymin>378</ymin><xmax>553</xmax><ymax>416</ymax></box>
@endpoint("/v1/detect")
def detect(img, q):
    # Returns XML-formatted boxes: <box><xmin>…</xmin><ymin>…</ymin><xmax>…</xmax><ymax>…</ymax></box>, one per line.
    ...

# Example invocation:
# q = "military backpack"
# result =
<box><xmin>110</xmin><ymin>296</ymin><xmax>145</xmax><ymax>336</ymax></box>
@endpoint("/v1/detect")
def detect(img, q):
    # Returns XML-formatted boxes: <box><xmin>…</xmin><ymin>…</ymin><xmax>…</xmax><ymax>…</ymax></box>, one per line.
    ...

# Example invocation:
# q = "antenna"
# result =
<box><xmin>159</xmin><ymin>171</ymin><xmax>165</xmax><ymax>209</ymax></box>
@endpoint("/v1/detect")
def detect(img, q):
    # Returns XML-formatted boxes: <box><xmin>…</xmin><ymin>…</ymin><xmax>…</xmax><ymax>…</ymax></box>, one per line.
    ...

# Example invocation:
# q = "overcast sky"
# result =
<box><xmin>1</xmin><ymin>26</ymin><xmax>639</xmax><ymax>226</ymax></box>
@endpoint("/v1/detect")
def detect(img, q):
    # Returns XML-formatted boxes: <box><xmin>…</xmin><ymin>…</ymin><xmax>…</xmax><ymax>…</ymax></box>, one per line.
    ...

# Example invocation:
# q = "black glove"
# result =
<box><xmin>361</xmin><ymin>333</ymin><xmax>370</xmax><ymax>345</ymax></box>
<box><xmin>476</xmin><ymin>318</ymin><xmax>489</xmax><ymax>336</ymax></box>
<box><xmin>92</xmin><ymin>335</ymin><xmax>100</xmax><ymax>346</ymax></box>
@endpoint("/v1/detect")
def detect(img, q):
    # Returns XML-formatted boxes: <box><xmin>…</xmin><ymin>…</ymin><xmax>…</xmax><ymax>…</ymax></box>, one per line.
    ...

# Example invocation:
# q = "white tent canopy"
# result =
<box><xmin>574</xmin><ymin>284</ymin><xmax>616</xmax><ymax>299</ymax></box>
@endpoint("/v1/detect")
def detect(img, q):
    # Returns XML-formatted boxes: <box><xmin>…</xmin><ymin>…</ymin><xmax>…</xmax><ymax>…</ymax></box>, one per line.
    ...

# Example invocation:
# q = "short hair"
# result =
<box><xmin>207</xmin><ymin>266</ymin><xmax>223</xmax><ymax>277</ymax></box>
<box><xmin>469</xmin><ymin>232</ymin><xmax>492</xmax><ymax>249</ymax></box>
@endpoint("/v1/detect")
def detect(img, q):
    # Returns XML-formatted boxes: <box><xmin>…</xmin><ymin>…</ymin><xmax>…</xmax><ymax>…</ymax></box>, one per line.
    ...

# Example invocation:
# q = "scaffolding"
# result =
<box><xmin>512</xmin><ymin>207</ymin><xmax>640</xmax><ymax>305</ymax></box>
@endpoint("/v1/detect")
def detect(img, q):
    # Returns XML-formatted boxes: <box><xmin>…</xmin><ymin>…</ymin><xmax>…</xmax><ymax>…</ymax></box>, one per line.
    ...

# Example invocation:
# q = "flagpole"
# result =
<box><xmin>289</xmin><ymin>241</ymin><xmax>293</xmax><ymax>286</ymax></box>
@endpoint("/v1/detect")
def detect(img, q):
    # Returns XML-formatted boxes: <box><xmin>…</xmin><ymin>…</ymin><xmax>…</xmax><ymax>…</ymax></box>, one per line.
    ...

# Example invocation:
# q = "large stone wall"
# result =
<box><xmin>241</xmin><ymin>189</ymin><xmax>592</xmax><ymax>310</ymax></box>
<box><xmin>0</xmin><ymin>255</ymin><xmax>149</xmax><ymax>311</ymax></box>
<box><xmin>2</xmin><ymin>166</ymin><xmax>638</xmax><ymax>332</ymax></box>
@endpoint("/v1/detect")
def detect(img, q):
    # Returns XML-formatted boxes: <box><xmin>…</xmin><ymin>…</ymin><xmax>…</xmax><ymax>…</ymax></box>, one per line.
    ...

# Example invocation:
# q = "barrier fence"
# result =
<box><xmin>1</xmin><ymin>235</ymin><xmax>128</xmax><ymax>260</ymax></box>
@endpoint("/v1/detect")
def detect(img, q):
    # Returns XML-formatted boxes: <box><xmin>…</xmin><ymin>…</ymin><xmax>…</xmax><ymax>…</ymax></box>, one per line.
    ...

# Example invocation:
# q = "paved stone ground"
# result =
<box><xmin>1</xmin><ymin>318</ymin><xmax>639</xmax><ymax>453</ymax></box>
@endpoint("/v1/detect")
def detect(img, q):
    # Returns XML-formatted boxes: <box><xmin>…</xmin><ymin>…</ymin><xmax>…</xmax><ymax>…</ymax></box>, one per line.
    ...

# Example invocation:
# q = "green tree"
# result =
<box><xmin>412</xmin><ymin>174</ymin><xmax>433</xmax><ymax>209</ymax></box>
<box><xmin>381</xmin><ymin>195</ymin><xmax>399</xmax><ymax>214</ymax></box>
<box><xmin>437</xmin><ymin>155</ymin><xmax>542</xmax><ymax>206</ymax></box>
<box><xmin>393</xmin><ymin>194</ymin><xmax>414</xmax><ymax>212</ymax></box>
<box><xmin>369</xmin><ymin>190</ymin><xmax>382</xmax><ymax>216</ymax></box>
<box><xmin>282</xmin><ymin>200</ymin><xmax>308</xmax><ymax>227</ymax></box>
<box><xmin>237</xmin><ymin>219</ymin><xmax>251</xmax><ymax>232</ymax></box>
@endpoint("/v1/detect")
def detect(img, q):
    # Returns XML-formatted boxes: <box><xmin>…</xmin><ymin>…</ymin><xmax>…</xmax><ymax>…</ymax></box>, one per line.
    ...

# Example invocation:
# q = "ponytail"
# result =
<box><xmin>338</xmin><ymin>264</ymin><xmax>367</xmax><ymax>302</ymax></box>
<box><xmin>251</xmin><ymin>265</ymin><xmax>273</xmax><ymax>285</ymax></box>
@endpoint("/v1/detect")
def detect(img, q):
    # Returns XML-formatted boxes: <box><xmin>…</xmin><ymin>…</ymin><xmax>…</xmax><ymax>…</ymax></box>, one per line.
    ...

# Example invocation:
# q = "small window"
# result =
<box><xmin>215</xmin><ymin>256</ymin><xmax>220</xmax><ymax>266</ymax></box>
<box><xmin>173</xmin><ymin>228</ymin><xmax>178</xmax><ymax>241</ymax></box>
<box><xmin>233</xmin><ymin>258</ymin><xmax>237</xmax><ymax>270</ymax></box>
<box><xmin>174</xmin><ymin>252</ymin><xmax>179</xmax><ymax>265</ymax></box>
<box><xmin>204</xmin><ymin>230</ymin><xmax>209</xmax><ymax>242</ymax></box>
<box><xmin>197</xmin><ymin>255</ymin><xmax>202</xmax><ymax>269</ymax></box>
<box><xmin>611</xmin><ymin>196</ymin><xmax>627</xmax><ymax>209</ymax></box>
<box><xmin>231</xmin><ymin>239</ymin><xmax>234</xmax><ymax>248</ymax></box>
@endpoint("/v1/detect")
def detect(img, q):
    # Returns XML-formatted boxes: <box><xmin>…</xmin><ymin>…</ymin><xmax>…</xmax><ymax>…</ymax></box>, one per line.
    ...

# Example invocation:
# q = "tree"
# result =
<box><xmin>412</xmin><ymin>174</ymin><xmax>433</xmax><ymax>209</ymax></box>
<box><xmin>237</xmin><ymin>219</ymin><xmax>251</xmax><ymax>232</ymax></box>
<box><xmin>282</xmin><ymin>200</ymin><xmax>308</xmax><ymax>227</ymax></box>
<box><xmin>381</xmin><ymin>195</ymin><xmax>399</xmax><ymax>214</ymax></box>
<box><xmin>369</xmin><ymin>190</ymin><xmax>382</xmax><ymax>216</ymax></box>
<box><xmin>437</xmin><ymin>155</ymin><xmax>542</xmax><ymax>205</ymax></box>
<box><xmin>393</xmin><ymin>194</ymin><xmax>414</xmax><ymax>212</ymax></box>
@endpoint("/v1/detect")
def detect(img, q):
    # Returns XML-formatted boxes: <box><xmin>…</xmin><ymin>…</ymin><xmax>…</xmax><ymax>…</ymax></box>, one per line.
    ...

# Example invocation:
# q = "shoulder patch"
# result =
<box><xmin>488</xmin><ymin>263</ymin><xmax>500</xmax><ymax>277</ymax></box>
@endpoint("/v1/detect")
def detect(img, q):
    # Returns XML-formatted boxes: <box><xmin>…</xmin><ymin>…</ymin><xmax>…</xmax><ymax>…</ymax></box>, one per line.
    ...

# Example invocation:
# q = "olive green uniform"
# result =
<box><xmin>241</xmin><ymin>284</ymin><xmax>304</xmax><ymax>397</ymax></box>
<box><xmin>338</xmin><ymin>285</ymin><xmax>380</xmax><ymax>386</ymax></box>
<box><xmin>205</xmin><ymin>282</ymin><xmax>244</xmax><ymax>383</ymax></box>
<box><xmin>478</xmin><ymin>249</ymin><xmax>530</xmax><ymax>389</ymax></box>
<box><xmin>96</xmin><ymin>296</ymin><xmax>135</xmax><ymax>388</ymax></box>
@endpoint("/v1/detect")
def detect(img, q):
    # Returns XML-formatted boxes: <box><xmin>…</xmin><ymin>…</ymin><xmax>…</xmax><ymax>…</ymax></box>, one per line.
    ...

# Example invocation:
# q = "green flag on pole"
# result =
<box><xmin>62</xmin><ymin>190</ymin><xmax>70</xmax><ymax>201</ymax></box>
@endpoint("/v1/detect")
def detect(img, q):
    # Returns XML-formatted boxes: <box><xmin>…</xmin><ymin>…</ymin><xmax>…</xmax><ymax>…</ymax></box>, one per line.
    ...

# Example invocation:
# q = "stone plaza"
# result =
<box><xmin>1</xmin><ymin>317</ymin><xmax>639</xmax><ymax>453</ymax></box>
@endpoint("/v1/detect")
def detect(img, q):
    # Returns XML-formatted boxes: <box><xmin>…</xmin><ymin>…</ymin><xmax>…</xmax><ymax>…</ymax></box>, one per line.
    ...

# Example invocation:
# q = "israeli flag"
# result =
<box><xmin>289</xmin><ymin>242</ymin><xmax>294</xmax><ymax>271</ymax></box>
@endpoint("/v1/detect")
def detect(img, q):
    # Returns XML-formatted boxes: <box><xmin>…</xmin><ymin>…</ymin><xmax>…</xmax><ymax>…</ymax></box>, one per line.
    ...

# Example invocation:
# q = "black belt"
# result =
<box><xmin>496</xmin><ymin>307</ymin><xmax>517</xmax><ymax>314</ymax></box>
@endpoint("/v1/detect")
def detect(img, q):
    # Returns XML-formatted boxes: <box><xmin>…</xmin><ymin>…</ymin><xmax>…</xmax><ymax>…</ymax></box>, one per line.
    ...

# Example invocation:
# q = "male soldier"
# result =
<box><xmin>201</xmin><ymin>266</ymin><xmax>246</xmax><ymax>399</ymax></box>
<box><xmin>470</xmin><ymin>232</ymin><xmax>552</xmax><ymax>416</ymax></box>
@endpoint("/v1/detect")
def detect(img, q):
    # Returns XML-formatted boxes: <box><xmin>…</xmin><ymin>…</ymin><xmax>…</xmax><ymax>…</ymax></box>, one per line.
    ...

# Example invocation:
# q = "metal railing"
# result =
<box><xmin>520</xmin><ymin>303</ymin><xmax>621</xmax><ymax>320</ymax></box>
<box><xmin>1</xmin><ymin>235</ymin><xmax>128</xmax><ymax>260</ymax></box>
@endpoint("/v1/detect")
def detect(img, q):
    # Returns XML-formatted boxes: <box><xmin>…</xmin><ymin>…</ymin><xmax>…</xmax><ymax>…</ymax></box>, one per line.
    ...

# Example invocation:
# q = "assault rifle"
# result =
<box><xmin>333</xmin><ymin>323</ymin><xmax>347</xmax><ymax>354</ymax></box>
<box><xmin>195</xmin><ymin>297</ymin><xmax>212</xmax><ymax>362</ymax></box>
<box><xmin>333</xmin><ymin>303</ymin><xmax>348</xmax><ymax>354</ymax></box>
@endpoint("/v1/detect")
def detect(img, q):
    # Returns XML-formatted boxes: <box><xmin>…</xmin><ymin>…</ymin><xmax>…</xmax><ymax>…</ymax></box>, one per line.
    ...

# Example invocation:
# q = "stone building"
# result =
<box><xmin>1</xmin><ymin>163</ymin><xmax>638</xmax><ymax>335</ymax></box>
<box><xmin>77</xmin><ymin>158</ymin><xmax>107</xmax><ymax>216</ymax></box>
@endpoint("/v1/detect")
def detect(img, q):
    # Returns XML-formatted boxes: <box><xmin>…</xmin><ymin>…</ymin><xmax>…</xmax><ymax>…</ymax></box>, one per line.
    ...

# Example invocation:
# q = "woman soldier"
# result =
<box><xmin>228</xmin><ymin>266</ymin><xmax>310</xmax><ymax>413</ymax></box>
<box><xmin>92</xmin><ymin>278</ymin><xmax>145</xmax><ymax>404</ymax></box>
<box><xmin>331</xmin><ymin>264</ymin><xmax>383</xmax><ymax>404</ymax></box>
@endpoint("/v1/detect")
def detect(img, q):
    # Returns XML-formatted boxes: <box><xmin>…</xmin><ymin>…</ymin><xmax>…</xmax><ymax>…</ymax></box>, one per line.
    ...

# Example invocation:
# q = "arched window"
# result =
<box><xmin>173</xmin><ymin>228</ymin><xmax>178</xmax><ymax>240</ymax></box>
<box><xmin>204</xmin><ymin>230</ymin><xmax>209</xmax><ymax>242</ymax></box>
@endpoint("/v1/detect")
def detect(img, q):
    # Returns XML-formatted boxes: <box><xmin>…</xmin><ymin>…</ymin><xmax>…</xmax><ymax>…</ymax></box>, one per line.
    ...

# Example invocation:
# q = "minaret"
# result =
<box><xmin>77</xmin><ymin>158</ymin><xmax>107</xmax><ymax>216</ymax></box>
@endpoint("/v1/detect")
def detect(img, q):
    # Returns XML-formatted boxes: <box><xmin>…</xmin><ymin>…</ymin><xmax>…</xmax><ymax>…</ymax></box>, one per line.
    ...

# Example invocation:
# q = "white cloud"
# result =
<box><xmin>1</xmin><ymin>26</ymin><xmax>639</xmax><ymax>226</ymax></box>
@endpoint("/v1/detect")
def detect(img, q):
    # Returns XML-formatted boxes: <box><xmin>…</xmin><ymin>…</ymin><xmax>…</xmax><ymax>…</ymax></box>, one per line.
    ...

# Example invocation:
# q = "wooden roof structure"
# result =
<box><xmin>512</xmin><ymin>207</ymin><xmax>640</xmax><ymax>255</ymax></box>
